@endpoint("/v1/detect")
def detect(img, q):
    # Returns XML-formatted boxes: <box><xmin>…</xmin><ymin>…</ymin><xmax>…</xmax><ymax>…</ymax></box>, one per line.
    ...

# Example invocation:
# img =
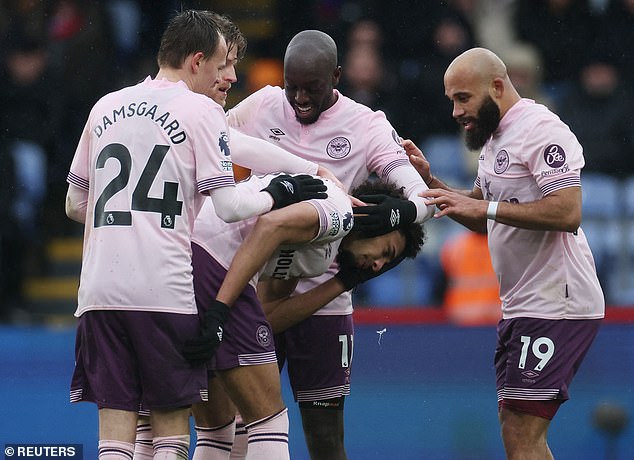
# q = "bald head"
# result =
<box><xmin>445</xmin><ymin>47</ymin><xmax>520</xmax><ymax>118</ymax></box>
<box><xmin>284</xmin><ymin>30</ymin><xmax>338</xmax><ymax>74</ymax></box>
<box><xmin>446</xmin><ymin>47</ymin><xmax>507</xmax><ymax>83</ymax></box>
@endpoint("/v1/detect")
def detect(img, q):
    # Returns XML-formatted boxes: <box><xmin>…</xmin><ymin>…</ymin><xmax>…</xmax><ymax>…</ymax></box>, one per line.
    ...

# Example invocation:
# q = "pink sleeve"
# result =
<box><xmin>521</xmin><ymin>118</ymin><xmax>584</xmax><ymax>195</ymax></box>
<box><xmin>193</xmin><ymin>102</ymin><xmax>236</xmax><ymax>193</ymax></box>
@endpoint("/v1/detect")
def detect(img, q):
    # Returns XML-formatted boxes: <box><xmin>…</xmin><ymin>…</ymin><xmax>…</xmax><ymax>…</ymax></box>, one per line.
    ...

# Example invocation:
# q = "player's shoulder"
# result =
<box><xmin>336</xmin><ymin>91</ymin><xmax>390</xmax><ymax>123</ymax></box>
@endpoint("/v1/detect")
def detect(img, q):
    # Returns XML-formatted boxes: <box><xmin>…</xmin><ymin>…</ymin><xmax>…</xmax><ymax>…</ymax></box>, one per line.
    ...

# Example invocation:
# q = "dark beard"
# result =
<box><xmin>464</xmin><ymin>96</ymin><xmax>500</xmax><ymax>150</ymax></box>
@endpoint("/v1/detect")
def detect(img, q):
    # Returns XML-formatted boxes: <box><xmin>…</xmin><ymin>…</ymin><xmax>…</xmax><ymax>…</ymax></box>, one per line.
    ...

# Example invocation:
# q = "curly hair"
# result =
<box><xmin>350</xmin><ymin>178</ymin><xmax>425</xmax><ymax>259</ymax></box>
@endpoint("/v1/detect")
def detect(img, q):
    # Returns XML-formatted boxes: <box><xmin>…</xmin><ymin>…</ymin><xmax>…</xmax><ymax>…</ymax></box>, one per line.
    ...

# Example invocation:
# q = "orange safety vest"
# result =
<box><xmin>440</xmin><ymin>232</ymin><xmax>501</xmax><ymax>326</ymax></box>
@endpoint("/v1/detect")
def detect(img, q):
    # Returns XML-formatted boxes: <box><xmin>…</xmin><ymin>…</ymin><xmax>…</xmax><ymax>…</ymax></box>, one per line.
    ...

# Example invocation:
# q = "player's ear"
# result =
<box><xmin>332</xmin><ymin>66</ymin><xmax>342</xmax><ymax>86</ymax></box>
<box><xmin>190</xmin><ymin>51</ymin><xmax>205</xmax><ymax>73</ymax></box>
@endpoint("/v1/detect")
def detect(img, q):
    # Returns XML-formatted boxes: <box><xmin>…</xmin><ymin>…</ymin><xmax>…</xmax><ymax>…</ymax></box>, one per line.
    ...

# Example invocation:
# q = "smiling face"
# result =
<box><xmin>444</xmin><ymin>69</ymin><xmax>501</xmax><ymax>151</ymax></box>
<box><xmin>284</xmin><ymin>59</ymin><xmax>339</xmax><ymax>125</ymax></box>
<box><xmin>338</xmin><ymin>230</ymin><xmax>406</xmax><ymax>272</ymax></box>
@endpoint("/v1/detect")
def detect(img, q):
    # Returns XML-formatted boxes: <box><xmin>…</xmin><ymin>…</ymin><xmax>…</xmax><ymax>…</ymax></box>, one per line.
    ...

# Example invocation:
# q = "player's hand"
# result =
<box><xmin>182</xmin><ymin>300</ymin><xmax>231</xmax><ymax>366</ymax></box>
<box><xmin>403</xmin><ymin>139</ymin><xmax>433</xmax><ymax>185</ymax></box>
<box><xmin>316</xmin><ymin>165</ymin><xmax>345</xmax><ymax>191</ymax></box>
<box><xmin>334</xmin><ymin>255</ymin><xmax>406</xmax><ymax>291</ymax></box>
<box><xmin>262</xmin><ymin>174</ymin><xmax>328</xmax><ymax>209</ymax></box>
<box><xmin>353</xmin><ymin>194</ymin><xmax>416</xmax><ymax>237</ymax></box>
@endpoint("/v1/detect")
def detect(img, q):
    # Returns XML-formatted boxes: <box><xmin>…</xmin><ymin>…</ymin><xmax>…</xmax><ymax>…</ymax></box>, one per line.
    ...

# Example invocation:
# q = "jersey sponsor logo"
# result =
<box><xmin>256</xmin><ymin>324</ymin><xmax>271</xmax><ymax>347</ymax></box>
<box><xmin>326</xmin><ymin>137</ymin><xmax>351</xmax><ymax>159</ymax></box>
<box><xmin>329</xmin><ymin>212</ymin><xmax>341</xmax><ymax>236</ymax></box>
<box><xmin>271</xmin><ymin>248</ymin><xmax>296</xmax><ymax>279</ymax></box>
<box><xmin>220</xmin><ymin>160</ymin><xmax>233</xmax><ymax>172</ymax></box>
<box><xmin>543</xmin><ymin>144</ymin><xmax>566</xmax><ymax>168</ymax></box>
<box><xmin>219</xmin><ymin>131</ymin><xmax>230</xmax><ymax>156</ymax></box>
<box><xmin>494</xmin><ymin>150</ymin><xmax>510</xmax><ymax>174</ymax></box>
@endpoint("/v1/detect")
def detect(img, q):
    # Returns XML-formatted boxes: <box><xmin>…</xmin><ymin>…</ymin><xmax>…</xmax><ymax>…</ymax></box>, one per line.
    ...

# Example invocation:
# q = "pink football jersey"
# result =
<box><xmin>67</xmin><ymin>77</ymin><xmax>235</xmax><ymax>315</ymax></box>
<box><xmin>477</xmin><ymin>99</ymin><xmax>604</xmax><ymax>319</ymax></box>
<box><xmin>226</xmin><ymin>85</ymin><xmax>412</xmax><ymax>315</ymax></box>
<box><xmin>192</xmin><ymin>175</ymin><xmax>352</xmax><ymax>286</ymax></box>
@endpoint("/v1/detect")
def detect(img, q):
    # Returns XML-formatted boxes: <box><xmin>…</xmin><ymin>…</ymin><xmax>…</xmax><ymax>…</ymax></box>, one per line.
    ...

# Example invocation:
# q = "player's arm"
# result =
<box><xmin>230</xmin><ymin>128</ymin><xmax>318</xmax><ymax>175</ymax></box>
<box><xmin>210</xmin><ymin>174</ymin><xmax>326</xmax><ymax>222</ymax></box>
<box><xmin>215</xmin><ymin>202</ymin><xmax>321</xmax><ymax>307</ymax></box>
<box><xmin>352</xmin><ymin>163</ymin><xmax>435</xmax><ymax>237</ymax></box>
<box><xmin>421</xmin><ymin>185</ymin><xmax>580</xmax><ymax>232</ymax></box>
<box><xmin>65</xmin><ymin>183</ymin><xmax>88</xmax><ymax>223</ymax></box>
<box><xmin>259</xmin><ymin>277</ymin><xmax>346</xmax><ymax>333</ymax></box>
<box><xmin>404</xmin><ymin>138</ymin><xmax>478</xmax><ymax>198</ymax></box>
<box><xmin>229</xmin><ymin>129</ymin><xmax>344</xmax><ymax>190</ymax></box>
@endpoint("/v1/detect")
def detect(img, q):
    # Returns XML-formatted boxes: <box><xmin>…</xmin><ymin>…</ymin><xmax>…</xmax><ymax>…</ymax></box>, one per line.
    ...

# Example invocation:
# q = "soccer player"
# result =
<box><xmin>64</xmin><ymin>11</ymin><xmax>327</xmax><ymax>459</ymax></box>
<box><xmin>407</xmin><ymin>47</ymin><xmax>604</xmax><ymax>459</ymax></box>
<box><xmin>185</xmin><ymin>176</ymin><xmax>424</xmax><ymax>459</ymax></box>
<box><xmin>220</xmin><ymin>29</ymin><xmax>436</xmax><ymax>459</ymax></box>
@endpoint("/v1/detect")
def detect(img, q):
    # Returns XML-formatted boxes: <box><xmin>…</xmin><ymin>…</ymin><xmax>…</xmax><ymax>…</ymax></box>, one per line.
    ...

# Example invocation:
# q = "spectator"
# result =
<box><xmin>558</xmin><ymin>52</ymin><xmax>634</xmax><ymax>178</ymax></box>
<box><xmin>440</xmin><ymin>231</ymin><xmax>501</xmax><ymax>326</ymax></box>
<box><xmin>514</xmin><ymin>0</ymin><xmax>599</xmax><ymax>104</ymax></box>
<box><xmin>500</xmin><ymin>42</ymin><xmax>555</xmax><ymax>110</ymax></box>
<box><xmin>0</xmin><ymin>28</ymin><xmax>64</xmax><ymax>309</ymax></box>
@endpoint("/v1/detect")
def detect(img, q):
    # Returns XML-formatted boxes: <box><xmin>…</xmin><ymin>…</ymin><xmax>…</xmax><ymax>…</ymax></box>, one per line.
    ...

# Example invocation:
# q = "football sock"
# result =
<box><xmin>245</xmin><ymin>408</ymin><xmax>289</xmax><ymax>459</ymax></box>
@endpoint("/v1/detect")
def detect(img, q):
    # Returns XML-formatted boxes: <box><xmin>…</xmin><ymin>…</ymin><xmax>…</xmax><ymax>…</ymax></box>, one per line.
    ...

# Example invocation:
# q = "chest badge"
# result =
<box><xmin>326</xmin><ymin>137</ymin><xmax>351</xmax><ymax>159</ymax></box>
<box><xmin>494</xmin><ymin>149</ymin><xmax>509</xmax><ymax>174</ymax></box>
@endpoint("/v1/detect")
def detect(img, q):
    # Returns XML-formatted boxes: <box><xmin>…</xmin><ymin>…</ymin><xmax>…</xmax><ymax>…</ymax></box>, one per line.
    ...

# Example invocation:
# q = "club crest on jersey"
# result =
<box><xmin>219</xmin><ymin>131</ymin><xmax>230</xmax><ymax>156</ymax></box>
<box><xmin>256</xmin><ymin>324</ymin><xmax>271</xmax><ymax>347</ymax></box>
<box><xmin>494</xmin><ymin>149</ymin><xmax>510</xmax><ymax>174</ymax></box>
<box><xmin>326</xmin><ymin>137</ymin><xmax>351</xmax><ymax>159</ymax></box>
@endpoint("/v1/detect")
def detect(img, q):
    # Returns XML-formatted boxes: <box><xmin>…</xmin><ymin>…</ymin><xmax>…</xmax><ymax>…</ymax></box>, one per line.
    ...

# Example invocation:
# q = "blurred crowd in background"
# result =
<box><xmin>1</xmin><ymin>0</ymin><xmax>634</xmax><ymax>322</ymax></box>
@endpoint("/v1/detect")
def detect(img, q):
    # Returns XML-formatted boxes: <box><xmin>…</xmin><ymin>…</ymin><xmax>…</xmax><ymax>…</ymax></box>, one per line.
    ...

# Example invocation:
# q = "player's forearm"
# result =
<box><xmin>229</xmin><ymin>128</ymin><xmax>318</xmax><ymax>175</ymax></box>
<box><xmin>210</xmin><ymin>185</ymin><xmax>273</xmax><ymax>222</ymax></box>
<box><xmin>65</xmin><ymin>184</ymin><xmax>88</xmax><ymax>223</ymax></box>
<box><xmin>263</xmin><ymin>277</ymin><xmax>345</xmax><ymax>333</ymax></box>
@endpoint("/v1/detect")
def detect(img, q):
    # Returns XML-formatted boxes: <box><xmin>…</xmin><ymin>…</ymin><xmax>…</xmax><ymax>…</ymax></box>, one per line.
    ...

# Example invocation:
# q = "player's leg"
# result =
<box><xmin>133</xmin><ymin>415</ymin><xmax>153</xmax><ymax>459</ymax></box>
<box><xmin>129</xmin><ymin>311</ymin><xmax>208</xmax><ymax>459</ymax></box>
<box><xmin>98</xmin><ymin>408</ymin><xmax>138</xmax><ymax>458</ymax></box>
<box><xmin>191</xmin><ymin>376</ymin><xmax>237</xmax><ymax>460</ymax></box>
<box><xmin>218</xmin><ymin>363</ymin><xmax>289</xmax><ymax>458</ymax></box>
<box><xmin>299</xmin><ymin>401</ymin><xmax>346</xmax><ymax>460</ymax></box>
<box><xmin>495</xmin><ymin>317</ymin><xmax>601</xmax><ymax>460</ymax></box>
<box><xmin>284</xmin><ymin>314</ymin><xmax>353</xmax><ymax>459</ymax></box>
<box><xmin>149</xmin><ymin>407</ymin><xmax>191</xmax><ymax>459</ymax></box>
<box><xmin>498</xmin><ymin>406</ymin><xmax>553</xmax><ymax>460</ymax></box>
<box><xmin>72</xmin><ymin>311</ymin><xmax>141</xmax><ymax>458</ymax></box>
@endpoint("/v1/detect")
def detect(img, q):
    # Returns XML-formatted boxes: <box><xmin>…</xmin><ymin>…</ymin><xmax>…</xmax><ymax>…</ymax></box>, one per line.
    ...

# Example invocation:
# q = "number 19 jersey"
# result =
<box><xmin>67</xmin><ymin>77</ymin><xmax>234</xmax><ymax>316</ymax></box>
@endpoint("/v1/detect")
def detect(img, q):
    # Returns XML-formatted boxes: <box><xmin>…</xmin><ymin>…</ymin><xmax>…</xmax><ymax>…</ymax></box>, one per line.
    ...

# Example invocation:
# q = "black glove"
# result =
<box><xmin>262</xmin><ymin>174</ymin><xmax>327</xmax><ymax>209</ymax></box>
<box><xmin>183</xmin><ymin>300</ymin><xmax>231</xmax><ymax>366</ymax></box>
<box><xmin>353</xmin><ymin>195</ymin><xmax>417</xmax><ymax>237</ymax></box>
<box><xmin>334</xmin><ymin>255</ymin><xmax>406</xmax><ymax>291</ymax></box>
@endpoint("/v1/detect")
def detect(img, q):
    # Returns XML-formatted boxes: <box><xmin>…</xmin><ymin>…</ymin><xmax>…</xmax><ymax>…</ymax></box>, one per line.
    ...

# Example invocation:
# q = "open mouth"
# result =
<box><xmin>458</xmin><ymin>117</ymin><xmax>475</xmax><ymax>131</ymax></box>
<box><xmin>294</xmin><ymin>104</ymin><xmax>314</xmax><ymax>119</ymax></box>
